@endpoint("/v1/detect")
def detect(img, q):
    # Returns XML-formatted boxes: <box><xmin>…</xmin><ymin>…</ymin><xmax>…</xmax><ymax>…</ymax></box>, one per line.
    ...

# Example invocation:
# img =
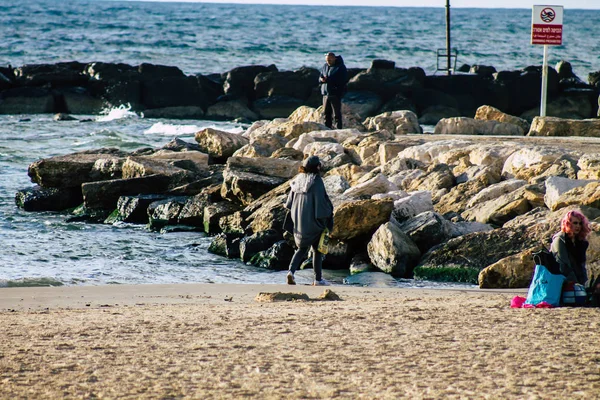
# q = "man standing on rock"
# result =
<box><xmin>319</xmin><ymin>52</ymin><xmax>347</xmax><ymax>129</ymax></box>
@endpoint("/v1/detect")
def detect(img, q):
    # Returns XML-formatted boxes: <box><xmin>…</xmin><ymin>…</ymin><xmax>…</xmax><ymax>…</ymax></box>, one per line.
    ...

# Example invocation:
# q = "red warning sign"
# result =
<box><xmin>531</xmin><ymin>5</ymin><xmax>564</xmax><ymax>46</ymax></box>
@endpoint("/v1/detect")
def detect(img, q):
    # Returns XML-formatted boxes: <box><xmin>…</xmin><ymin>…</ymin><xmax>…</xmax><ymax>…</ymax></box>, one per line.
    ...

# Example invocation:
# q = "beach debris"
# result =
<box><xmin>316</xmin><ymin>289</ymin><xmax>342</xmax><ymax>301</ymax></box>
<box><xmin>255</xmin><ymin>292</ymin><xmax>310</xmax><ymax>302</ymax></box>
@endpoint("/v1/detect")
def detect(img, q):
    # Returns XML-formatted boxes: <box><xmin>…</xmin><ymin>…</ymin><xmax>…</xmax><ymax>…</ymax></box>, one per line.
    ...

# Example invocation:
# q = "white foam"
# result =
<box><xmin>96</xmin><ymin>104</ymin><xmax>140</xmax><ymax>122</ymax></box>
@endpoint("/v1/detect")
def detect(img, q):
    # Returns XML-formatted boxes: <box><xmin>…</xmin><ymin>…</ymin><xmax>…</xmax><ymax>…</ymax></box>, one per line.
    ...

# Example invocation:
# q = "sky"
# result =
<box><xmin>134</xmin><ymin>0</ymin><xmax>600</xmax><ymax>9</ymax></box>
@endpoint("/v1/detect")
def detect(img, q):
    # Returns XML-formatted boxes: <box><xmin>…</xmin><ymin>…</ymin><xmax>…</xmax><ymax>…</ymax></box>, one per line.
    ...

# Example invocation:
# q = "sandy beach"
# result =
<box><xmin>1</xmin><ymin>283</ymin><xmax>599</xmax><ymax>399</ymax></box>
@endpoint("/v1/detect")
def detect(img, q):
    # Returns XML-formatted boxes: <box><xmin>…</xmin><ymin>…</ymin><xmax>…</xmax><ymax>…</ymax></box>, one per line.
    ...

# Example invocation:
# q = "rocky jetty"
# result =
<box><xmin>16</xmin><ymin>98</ymin><xmax>600</xmax><ymax>289</ymax></box>
<box><xmin>1</xmin><ymin>59</ymin><xmax>600</xmax><ymax>123</ymax></box>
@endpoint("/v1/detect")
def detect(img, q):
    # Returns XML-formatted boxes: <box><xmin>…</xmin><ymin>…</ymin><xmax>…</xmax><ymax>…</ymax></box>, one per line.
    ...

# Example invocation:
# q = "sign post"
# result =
<box><xmin>531</xmin><ymin>5</ymin><xmax>563</xmax><ymax>117</ymax></box>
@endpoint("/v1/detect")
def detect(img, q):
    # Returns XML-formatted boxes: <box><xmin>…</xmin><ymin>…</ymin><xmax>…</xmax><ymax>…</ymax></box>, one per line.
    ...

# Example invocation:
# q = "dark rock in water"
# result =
<box><xmin>113</xmin><ymin>194</ymin><xmax>171</xmax><ymax>224</ymax></box>
<box><xmin>370</xmin><ymin>59</ymin><xmax>395</xmax><ymax>70</ymax></box>
<box><xmin>204</xmin><ymin>201</ymin><xmax>241</xmax><ymax>235</ymax></box>
<box><xmin>223</xmin><ymin>64</ymin><xmax>277</xmax><ymax>100</ymax></box>
<box><xmin>141</xmin><ymin>76</ymin><xmax>214</xmax><ymax>110</ymax></box>
<box><xmin>84</xmin><ymin>62</ymin><xmax>139</xmax><ymax>82</ymax></box>
<box><xmin>142</xmin><ymin>106</ymin><xmax>205</xmax><ymax>119</ymax></box>
<box><xmin>588</xmin><ymin>71</ymin><xmax>600</xmax><ymax>88</ymax></box>
<box><xmin>249</xmin><ymin>240</ymin><xmax>294</xmax><ymax>270</ymax></box>
<box><xmin>59</xmin><ymin>87</ymin><xmax>105</xmax><ymax>115</ymax></box>
<box><xmin>82</xmin><ymin>174</ymin><xmax>173</xmax><ymax>210</ymax></box>
<box><xmin>53</xmin><ymin>113</ymin><xmax>77</xmax><ymax>121</ymax></box>
<box><xmin>348</xmin><ymin>69</ymin><xmax>421</xmax><ymax>101</ymax></box>
<box><xmin>102</xmin><ymin>80</ymin><xmax>142</xmax><ymax>110</ymax></box>
<box><xmin>349</xmin><ymin>253</ymin><xmax>373</xmax><ymax>275</ymax></box>
<box><xmin>0</xmin><ymin>71</ymin><xmax>13</xmax><ymax>91</ymax></box>
<box><xmin>469</xmin><ymin>65</ymin><xmax>496</xmax><ymax>77</ymax></box>
<box><xmin>147</xmin><ymin>196</ymin><xmax>190</xmax><ymax>231</ymax></box>
<box><xmin>169</xmin><ymin>165</ymin><xmax>224</xmax><ymax>196</ymax></box>
<box><xmin>556</xmin><ymin>60</ymin><xmax>576</xmax><ymax>81</ymax></box>
<box><xmin>28</xmin><ymin>148</ymin><xmax>128</xmax><ymax>189</ymax></box>
<box><xmin>252</xmin><ymin>95</ymin><xmax>304</xmax><ymax>119</ymax></box>
<box><xmin>219</xmin><ymin>210</ymin><xmax>252</xmax><ymax>235</ymax></box>
<box><xmin>67</xmin><ymin>204</ymin><xmax>112</xmax><ymax>223</ymax></box>
<box><xmin>418</xmin><ymin>105</ymin><xmax>461</xmax><ymax>125</ymax></box>
<box><xmin>161</xmin><ymin>138</ymin><xmax>203</xmax><ymax>153</ymax></box>
<box><xmin>206</xmin><ymin>99</ymin><xmax>259</xmax><ymax>121</ymax></box>
<box><xmin>239</xmin><ymin>229</ymin><xmax>282</xmax><ymax>263</ymax></box>
<box><xmin>457</xmin><ymin>64</ymin><xmax>471</xmax><ymax>73</ymax></box>
<box><xmin>208</xmin><ymin>232</ymin><xmax>243</xmax><ymax>259</ymax></box>
<box><xmin>177</xmin><ymin>184</ymin><xmax>223</xmax><ymax>227</ymax></box>
<box><xmin>15</xmin><ymin>185</ymin><xmax>83</xmax><ymax>212</ymax></box>
<box><xmin>379</xmin><ymin>93</ymin><xmax>417</xmax><ymax>114</ymax></box>
<box><xmin>138</xmin><ymin>63</ymin><xmax>185</xmax><ymax>80</ymax></box>
<box><xmin>14</xmin><ymin>62</ymin><xmax>89</xmax><ymax>87</ymax></box>
<box><xmin>0</xmin><ymin>87</ymin><xmax>54</xmax><ymax>114</ymax></box>
<box><xmin>496</xmin><ymin>67</ymin><xmax>559</xmax><ymax>116</ymax></box>
<box><xmin>342</xmin><ymin>91</ymin><xmax>383</xmax><ymax>119</ymax></box>
<box><xmin>254</xmin><ymin>67</ymin><xmax>320</xmax><ymax>101</ymax></box>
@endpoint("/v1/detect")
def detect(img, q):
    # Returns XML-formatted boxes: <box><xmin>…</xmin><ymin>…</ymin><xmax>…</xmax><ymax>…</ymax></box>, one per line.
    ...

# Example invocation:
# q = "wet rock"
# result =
<box><xmin>142</xmin><ymin>106</ymin><xmax>205</xmax><ymax>119</ymax></box>
<box><xmin>147</xmin><ymin>196</ymin><xmax>189</xmax><ymax>231</ymax></box>
<box><xmin>208</xmin><ymin>232</ymin><xmax>244</xmax><ymax>259</ymax></box>
<box><xmin>194</xmin><ymin>127</ymin><xmax>249</xmax><ymax>163</ymax></box>
<box><xmin>0</xmin><ymin>87</ymin><xmax>54</xmax><ymax>114</ymax></box>
<box><xmin>206</xmin><ymin>99</ymin><xmax>259</xmax><ymax>121</ymax></box>
<box><xmin>14</xmin><ymin>62</ymin><xmax>88</xmax><ymax>87</ymax></box>
<box><xmin>330</xmin><ymin>199</ymin><xmax>394</xmax><ymax>241</ymax></box>
<box><xmin>249</xmin><ymin>240</ymin><xmax>295</xmax><ymax>270</ymax></box>
<box><xmin>344</xmin><ymin>271</ymin><xmax>399</xmax><ymax>287</ymax></box>
<box><xmin>342</xmin><ymin>91</ymin><xmax>383</xmax><ymax>119</ymax></box>
<box><xmin>15</xmin><ymin>185</ymin><xmax>83</xmax><ymax>212</ymax></box>
<box><xmin>204</xmin><ymin>201</ymin><xmax>241</xmax><ymax>235</ymax></box>
<box><xmin>113</xmin><ymin>194</ymin><xmax>171</xmax><ymax>224</ymax></box>
<box><xmin>418</xmin><ymin>105</ymin><xmax>461</xmax><ymax>126</ymax></box>
<box><xmin>82</xmin><ymin>174</ymin><xmax>173</xmax><ymax>210</ymax></box>
<box><xmin>223</xmin><ymin>64</ymin><xmax>277</xmax><ymax>100</ymax></box>
<box><xmin>239</xmin><ymin>229</ymin><xmax>282</xmax><ymax>263</ymax></box>
<box><xmin>53</xmin><ymin>113</ymin><xmax>77</xmax><ymax>121</ymax></box>
<box><xmin>253</xmin><ymin>95</ymin><xmax>305</xmax><ymax>119</ymax></box>
<box><xmin>367</xmin><ymin>219</ymin><xmax>421</xmax><ymax>277</ymax></box>
<box><xmin>219</xmin><ymin>210</ymin><xmax>252</xmax><ymax>235</ymax></box>
<box><xmin>254</xmin><ymin>67</ymin><xmax>319</xmax><ymax>101</ymax></box>
<box><xmin>141</xmin><ymin>76</ymin><xmax>215</xmax><ymax>110</ymax></box>
<box><xmin>349</xmin><ymin>253</ymin><xmax>373</xmax><ymax>275</ymax></box>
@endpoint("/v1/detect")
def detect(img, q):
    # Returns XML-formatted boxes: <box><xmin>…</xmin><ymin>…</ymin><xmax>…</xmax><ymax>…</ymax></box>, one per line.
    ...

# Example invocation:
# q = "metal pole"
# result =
<box><xmin>446</xmin><ymin>0</ymin><xmax>451</xmax><ymax>75</ymax></box>
<box><xmin>540</xmin><ymin>44</ymin><xmax>548</xmax><ymax>117</ymax></box>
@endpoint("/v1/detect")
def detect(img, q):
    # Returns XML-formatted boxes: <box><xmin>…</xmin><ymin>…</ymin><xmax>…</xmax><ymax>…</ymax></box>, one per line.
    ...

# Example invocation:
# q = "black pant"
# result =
<box><xmin>323</xmin><ymin>95</ymin><xmax>342</xmax><ymax>129</ymax></box>
<box><xmin>288</xmin><ymin>240</ymin><xmax>323</xmax><ymax>281</ymax></box>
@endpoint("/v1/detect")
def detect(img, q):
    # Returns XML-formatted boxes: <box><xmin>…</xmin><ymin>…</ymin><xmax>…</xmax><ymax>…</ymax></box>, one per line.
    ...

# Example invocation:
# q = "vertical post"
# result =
<box><xmin>540</xmin><ymin>44</ymin><xmax>548</xmax><ymax>117</ymax></box>
<box><xmin>446</xmin><ymin>0</ymin><xmax>451</xmax><ymax>75</ymax></box>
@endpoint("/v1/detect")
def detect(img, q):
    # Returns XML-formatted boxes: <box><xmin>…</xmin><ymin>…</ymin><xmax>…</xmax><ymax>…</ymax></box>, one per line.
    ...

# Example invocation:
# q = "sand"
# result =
<box><xmin>1</xmin><ymin>283</ymin><xmax>599</xmax><ymax>399</ymax></box>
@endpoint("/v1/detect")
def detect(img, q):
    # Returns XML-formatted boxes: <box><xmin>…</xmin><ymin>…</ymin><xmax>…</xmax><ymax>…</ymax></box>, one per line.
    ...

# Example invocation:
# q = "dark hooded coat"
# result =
<box><xmin>285</xmin><ymin>173</ymin><xmax>334</xmax><ymax>248</ymax></box>
<box><xmin>319</xmin><ymin>55</ymin><xmax>348</xmax><ymax>97</ymax></box>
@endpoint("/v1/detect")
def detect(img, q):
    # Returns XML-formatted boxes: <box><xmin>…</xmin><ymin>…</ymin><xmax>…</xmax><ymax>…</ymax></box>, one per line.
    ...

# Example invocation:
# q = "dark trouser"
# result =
<box><xmin>323</xmin><ymin>95</ymin><xmax>342</xmax><ymax>129</ymax></box>
<box><xmin>288</xmin><ymin>240</ymin><xmax>323</xmax><ymax>281</ymax></box>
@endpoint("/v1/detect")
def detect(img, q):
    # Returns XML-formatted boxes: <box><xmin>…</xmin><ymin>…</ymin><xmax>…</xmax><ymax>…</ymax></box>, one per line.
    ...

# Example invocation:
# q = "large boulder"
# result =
<box><xmin>194</xmin><ymin>128</ymin><xmax>249</xmax><ymax>163</ymax></box>
<box><xmin>204</xmin><ymin>201</ymin><xmax>241</xmax><ymax>235</ymax></box>
<box><xmin>221</xmin><ymin>157</ymin><xmax>299</xmax><ymax>205</ymax></box>
<box><xmin>342</xmin><ymin>91</ymin><xmax>383</xmax><ymax>119</ymax></box>
<box><xmin>478</xmin><ymin>248</ymin><xmax>536</xmax><ymax>289</ymax></box>
<box><xmin>501</xmin><ymin>146</ymin><xmax>567</xmax><ymax>181</ymax></box>
<box><xmin>330</xmin><ymin>199</ymin><xmax>394</xmax><ymax>241</ymax></box>
<box><xmin>544</xmin><ymin>176</ymin><xmax>595</xmax><ymax>211</ymax></box>
<box><xmin>577</xmin><ymin>154</ymin><xmax>600</xmax><ymax>180</ymax></box>
<box><xmin>147</xmin><ymin>196</ymin><xmax>190</xmax><ymax>231</ymax></box>
<box><xmin>550</xmin><ymin>181</ymin><xmax>600</xmax><ymax>211</ymax></box>
<box><xmin>397</xmin><ymin>211</ymin><xmax>454</xmax><ymax>253</ymax></box>
<box><xmin>367</xmin><ymin>219</ymin><xmax>421</xmax><ymax>277</ymax></box>
<box><xmin>474</xmin><ymin>105</ymin><xmax>530</xmax><ymax>133</ymax></box>
<box><xmin>28</xmin><ymin>148</ymin><xmax>128</xmax><ymax>188</ymax></box>
<box><xmin>239</xmin><ymin>230</ymin><xmax>282</xmax><ymax>263</ymax></box>
<box><xmin>392</xmin><ymin>191</ymin><xmax>434</xmax><ymax>222</ymax></box>
<box><xmin>254</xmin><ymin>67</ymin><xmax>319</xmax><ymax>100</ymax></box>
<box><xmin>522</xmin><ymin>92</ymin><xmax>595</xmax><ymax>121</ymax></box>
<box><xmin>249</xmin><ymin>240</ymin><xmax>295</xmax><ymax>270</ymax></box>
<box><xmin>434</xmin><ymin>117</ymin><xmax>525</xmax><ymax>136</ymax></box>
<box><xmin>434</xmin><ymin>171</ymin><xmax>499</xmax><ymax>215</ymax></box>
<box><xmin>177</xmin><ymin>185</ymin><xmax>223</xmax><ymax>226</ymax></box>
<box><xmin>363</xmin><ymin>110</ymin><xmax>422</xmax><ymax>134</ymax></box>
<box><xmin>404</xmin><ymin>163</ymin><xmax>455</xmax><ymax>192</ymax></box>
<box><xmin>112</xmin><ymin>194</ymin><xmax>170</xmax><ymax>224</ymax></box>
<box><xmin>15</xmin><ymin>185</ymin><xmax>83</xmax><ymax>212</ymax></box>
<box><xmin>528</xmin><ymin>117</ymin><xmax>600</xmax><ymax>137</ymax></box>
<box><xmin>205</xmin><ymin>99</ymin><xmax>259</xmax><ymax>121</ymax></box>
<box><xmin>81</xmin><ymin>174</ymin><xmax>173</xmax><ymax>210</ymax></box>
<box><xmin>140</xmin><ymin>76</ymin><xmax>215</xmax><ymax>110</ymax></box>
<box><xmin>0</xmin><ymin>87</ymin><xmax>56</xmax><ymax>114</ymax></box>
<box><xmin>253</xmin><ymin>95</ymin><xmax>305</xmax><ymax>119</ymax></box>
<box><xmin>208</xmin><ymin>232</ymin><xmax>243</xmax><ymax>259</ymax></box>
<box><xmin>343</xmin><ymin>174</ymin><xmax>397</xmax><ymax>199</ymax></box>
<box><xmin>223</xmin><ymin>65</ymin><xmax>276</xmax><ymax>100</ymax></box>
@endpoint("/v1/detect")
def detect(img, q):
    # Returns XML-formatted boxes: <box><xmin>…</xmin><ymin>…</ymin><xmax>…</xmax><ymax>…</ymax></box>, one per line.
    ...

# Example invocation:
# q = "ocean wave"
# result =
<box><xmin>143</xmin><ymin>122</ymin><xmax>204</xmax><ymax>136</ymax></box>
<box><xmin>0</xmin><ymin>277</ymin><xmax>65</xmax><ymax>288</ymax></box>
<box><xmin>96</xmin><ymin>104</ymin><xmax>140</xmax><ymax>122</ymax></box>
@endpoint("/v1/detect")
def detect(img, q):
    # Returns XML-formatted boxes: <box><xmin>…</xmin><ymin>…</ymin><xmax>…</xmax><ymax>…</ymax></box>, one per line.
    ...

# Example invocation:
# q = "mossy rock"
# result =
<box><xmin>413</xmin><ymin>265</ymin><xmax>480</xmax><ymax>284</ymax></box>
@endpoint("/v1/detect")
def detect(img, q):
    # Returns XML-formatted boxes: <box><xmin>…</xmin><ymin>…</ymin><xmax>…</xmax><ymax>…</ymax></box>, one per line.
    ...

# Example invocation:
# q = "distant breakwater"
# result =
<box><xmin>1</xmin><ymin>59</ymin><xmax>599</xmax><ymax>124</ymax></box>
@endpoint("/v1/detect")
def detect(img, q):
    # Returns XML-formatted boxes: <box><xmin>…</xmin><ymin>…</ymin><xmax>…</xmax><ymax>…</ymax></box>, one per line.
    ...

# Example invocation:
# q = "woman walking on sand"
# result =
<box><xmin>285</xmin><ymin>156</ymin><xmax>333</xmax><ymax>286</ymax></box>
<box><xmin>551</xmin><ymin>210</ymin><xmax>591</xmax><ymax>285</ymax></box>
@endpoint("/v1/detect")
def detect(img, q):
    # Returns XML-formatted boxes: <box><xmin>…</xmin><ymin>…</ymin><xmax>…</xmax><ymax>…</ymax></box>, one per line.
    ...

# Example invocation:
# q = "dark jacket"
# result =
<box><xmin>319</xmin><ymin>56</ymin><xmax>348</xmax><ymax>97</ymax></box>
<box><xmin>550</xmin><ymin>231</ymin><xmax>588</xmax><ymax>284</ymax></box>
<box><xmin>285</xmin><ymin>173</ymin><xmax>334</xmax><ymax>248</ymax></box>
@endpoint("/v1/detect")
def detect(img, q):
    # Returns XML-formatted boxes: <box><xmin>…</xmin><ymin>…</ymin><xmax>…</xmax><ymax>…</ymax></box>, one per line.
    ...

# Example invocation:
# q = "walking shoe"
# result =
<box><xmin>286</xmin><ymin>272</ymin><xmax>296</xmax><ymax>285</ymax></box>
<box><xmin>312</xmin><ymin>279</ymin><xmax>329</xmax><ymax>286</ymax></box>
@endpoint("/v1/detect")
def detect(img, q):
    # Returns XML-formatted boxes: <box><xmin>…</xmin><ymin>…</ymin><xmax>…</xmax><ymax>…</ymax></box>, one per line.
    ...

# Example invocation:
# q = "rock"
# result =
<box><xmin>249</xmin><ymin>240</ymin><xmax>295</xmax><ymax>270</ymax></box>
<box><xmin>15</xmin><ymin>62</ymin><xmax>88</xmax><ymax>86</ymax></box>
<box><xmin>551</xmin><ymin>181</ymin><xmax>600</xmax><ymax>211</ymax></box>
<box><xmin>219</xmin><ymin>210</ymin><xmax>252</xmax><ymax>235</ymax></box>
<box><xmin>244</xmin><ymin>184</ymin><xmax>290</xmax><ymax>235</ymax></box>
<box><xmin>177</xmin><ymin>185</ymin><xmax>223</xmax><ymax>226</ymax></box>
<box><xmin>302</xmin><ymin>142</ymin><xmax>345</xmax><ymax>163</ymax></box>
<box><xmin>28</xmin><ymin>148</ymin><xmax>128</xmax><ymax>188</ymax></box>
<box><xmin>349</xmin><ymin>253</ymin><xmax>373</xmax><ymax>275</ymax></box>
<box><xmin>474</xmin><ymin>105</ymin><xmax>530</xmax><ymax>133</ymax></box>
<box><xmin>435</xmin><ymin>171</ymin><xmax>499</xmax><ymax>215</ymax></box>
<box><xmin>466</xmin><ymin>179</ymin><xmax>527</xmax><ymax>209</ymax></box>
<box><xmin>147</xmin><ymin>196</ymin><xmax>189</xmax><ymax>231</ymax></box>
<box><xmin>372</xmin><ymin>190</ymin><xmax>408</xmax><ymax>201</ymax></box>
<box><xmin>396</xmin><ymin>140</ymin><xmax>472</xmax><ymax>165</ymax></box>
<box><xmin>392</xmin><ymin>191</ymin><xmax>434</xmax><ymax>222</ymax></box>
<box><xmin>528</xmin><ymin>117</ymin><xmax>600</xmax><ymax>137</ymax></box>
<box><xmin>121</xmin><ymin>157</ymin><xmax>200</xmax><ymax>184</ymax></box>
<box><xmin>204</xmin><ymin>201</ymin><xmax>241</xmax><ymax>235</ymax></box>
<box><xmin>367</xmin><ymin>219</ymin><xmax>421</xmax><ymax>277</ymax></box>
<box><xmin>370</xmin><ymin>59</ymin><xmax>395</xmax><ymax>69</ymax></box>
<box><xmin>405</xmin><ymin>163</ymin><xmax>455</xmax><ymax>192</ymax></box>
<box><xmin>53</xmin><ymin>113</ymin><xmax>77</xmax><ymax>121</ymax></box>
<box><xmin>379</xmin><ymin>94</ymin><xmax>417</xmax><ymax>114</ymax></box>
<box><xmin>378</xmin><ymin>142</ymin><xmax>413</xmax><ymax>165</ymax></box>
<box><xmin>81</xmin><ymin>174</ymin><xmax>173</xmax><ymax>210</ymax></box>
<box><xmin>501</xmin><ymin>146</ymin><xmax>568</xmax><ymax>181</ymax></box>
<box><xmin>343</xmin><ymin>173</ymin><xmax>397</xmax><ymax>199</ymax></box>
<box><xmin>470</xmin><ymin>65</ymin><xmax>496</xmax><ymax>77</ymax></box>
<box><xmin>206</xmin><ymin>99</ymin><xmax>259</xmax><ymax>121</ymax></box>
<box><xmin>254</xmin><ymin>67</ymin><xmax>319</xmax><ymax>101</ymax></box>
<box><xmin>113</xmin><ymin>194</ymin><xmax>170</xmax><ymax>224</ymax></box>
<box><xmin>223</xmin><ymin>65</ymin><xmax>276</xmax><ymax>99</ymax></box>
<box><xmin>417</xmin><ymin>105</ymin><xmax>461</xmax><ymax>126</ymax></box>
<box><xmin>15</xmin><ymin>185</ymin><xmax>82</xmax><ymax>212</ymax></box>
<box><xmin>578</xmin><ymin>154</ymin><xmax>600</xmax><ymax>180</ymax></box>
<box><xmin>363</xmin><ymin>110</ymin><xmax>422</xmax><ymax>134</ymax></box>
<box><xmin>235</xmin><ymin>136</ymin><xmax>288</xmax><ymax>159</ymax></box>
<box><xmin>225</xmin><ymin>156</ymin><xmax>299</xmax><ymax>180</ymax></box>
<box><xmin>270</xmin><ymin>147</ymin><xmax>304</xmax><ymax>160</ymax></box>
<box><xmin>208</xmin><ymin>232</ymin><xmax>243</xmax><ymax>259</ymax></box>
<box><xmin>59</xmin><ymin>87</ymin><xmax>105</xmax><ymax>115</ymax></box>
<box><xmin>434</xmin><ymin>117</ymin><xmax>525</xmax><ymax>136</ymax></box>
<box><xmin>449</xmin><ymin>221</ymin><xmax>494</xmax><ymax>237</ymax></box>
<box><xmin>253</xmin><ymin>95</ymin><xmax>305</xmax><ymax>119</ymax></box>
<box><xmin>194</xmin><ymin>128</ymin><xmax>249</xmax><ymax>163</ymax></box>
<box><xmin>347</xmin><ymin>67</ymin><xmax>423</xmax><ymax>100</ymax></box>
<box><xmin>140</xmin><ymin>76</ymin><xmax>215</xmax><ymax>110</ymax></box>
<box><xmin>330</xmin><ymin>199</ymin><xmax>394</xmax><ymax>241</ymax></box>
<box><xmin>239</xmin><ymin>230</ymin><xmax>282</xmax><ymax>263</ymax></box>
<box><xmin>397</xmin><ymin>211</ymin><xmax>454</xmax><ymax>253</ymax></box>
<box><xmin>323</xmin><ymin>175</ymin><xmax>351</xmax><ymax>196</ymax></box>
<box><xmin>522</xmin><ymin>93</ymin><xmax>595</xmax><ymax>121</ymax></box>
<box><xmin>325</xmin><ymin>164</ymin><xmax>373</xmax><ymax>186</ymax></box>
<box><xmin>142</xmin><ymin>106</ymin><xmax>205</xmax><ymax>119</ymax></box>
<box><xmin>544</xmin><ymin>176</ymin><xmax>595</xmax><ymax>211</ymax></box>
<box><xmin>278</xmin><ymin>121</ymin><xmax>329</xmax><ymax>141</ymax></box>
<box><xmin>342</xmin><ymin>91</ymin><xmax>383</xmax><ymax>119</ymax></box>
<box><xmin>478</xmin><ymin>248</ymin><xmax>536</xmax><ymax>289</ymax></box>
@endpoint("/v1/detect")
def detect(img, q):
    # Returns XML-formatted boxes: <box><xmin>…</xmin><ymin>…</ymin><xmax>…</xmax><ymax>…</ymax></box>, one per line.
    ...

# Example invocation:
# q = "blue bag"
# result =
<box><xmin>525</xmin><ymin>265</ymin><xmax>566</xmax><ymax>307</ymax></box>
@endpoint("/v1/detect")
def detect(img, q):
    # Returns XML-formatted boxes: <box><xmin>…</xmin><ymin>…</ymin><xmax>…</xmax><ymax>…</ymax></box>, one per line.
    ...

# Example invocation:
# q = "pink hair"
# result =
<box><xmin>561</xmin><ymin>210</ymin><xmax>591</xmax><ymax>240</ymax></box>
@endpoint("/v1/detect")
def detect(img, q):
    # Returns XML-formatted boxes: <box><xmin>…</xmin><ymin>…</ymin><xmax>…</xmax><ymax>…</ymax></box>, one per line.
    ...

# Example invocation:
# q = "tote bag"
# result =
<box><xmin>525</xmin><ymin>264</ymin><xmax>566</xmax><ymax>307</ymax></box>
